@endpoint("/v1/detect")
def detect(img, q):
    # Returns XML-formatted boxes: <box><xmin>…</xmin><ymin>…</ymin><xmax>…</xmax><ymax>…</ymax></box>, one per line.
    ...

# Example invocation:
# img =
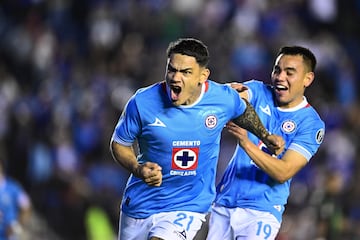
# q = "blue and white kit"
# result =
<box><xmin>112</xmin><ymin>80</ymin><xmax>247</xmax><ymax>219</ymax></box>
<box><xmin>215</xmin><ymin>80</ymin><xmax>325</xmax><ymax>223</ymax></box>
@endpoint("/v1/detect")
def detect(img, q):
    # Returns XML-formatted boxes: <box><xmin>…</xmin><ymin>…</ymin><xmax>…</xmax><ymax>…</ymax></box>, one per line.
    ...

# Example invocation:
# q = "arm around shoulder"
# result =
<box><xmin>232</xmin><ymin>98</ymin><xmax>285</xmax><ymax>155</ymax></box>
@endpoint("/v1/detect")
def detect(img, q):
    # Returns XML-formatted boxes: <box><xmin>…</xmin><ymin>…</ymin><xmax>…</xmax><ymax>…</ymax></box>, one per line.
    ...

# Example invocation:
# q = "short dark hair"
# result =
<box><xmin>166</xmin><ymin>38</ymin><xmax>210</xmax><ymax>67</ymax></box>
<box><xmin>277</xmin><ymin>46</ymin><xmax>317</xmax><ymax>72</ymax></box>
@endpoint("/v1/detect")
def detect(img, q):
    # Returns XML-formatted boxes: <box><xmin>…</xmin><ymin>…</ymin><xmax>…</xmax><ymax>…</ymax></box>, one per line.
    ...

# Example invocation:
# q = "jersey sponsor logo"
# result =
<box><xmin>148</xmin><ymin>117</ymin><xmax>166</xmax><ymax>127</ymax></box>
<box><xmin>205</xmin><ymin>115</ymin><xmax>217</xmax><ymax>129</ymax></box>
<box><xmin>172</xmin><ymin>140</ymin><xmax>201</xmax><ymax>147</ymax></box>
<box><xmin>315</xmin><ymin>128</ymin><xmax>325</xmax><ymax>144</ymax></box>
<box><xmin>260</xmin><ymin>105</ymin><xmax>271</xmax><ymax>116</ymax></box>
<box><xmin>281</xmin><ymin>120</ymin><xmax>296</xmax><ymax>133</ymax></box>
<box><xmin>171</xmin><ymin>147</ymin><xmax>199</xmax><ymax>170</ymax></box>
<box><xmin>170</xmin><ymin>170</ymin><xmax>196</xmax><ymax>176</ymax></box>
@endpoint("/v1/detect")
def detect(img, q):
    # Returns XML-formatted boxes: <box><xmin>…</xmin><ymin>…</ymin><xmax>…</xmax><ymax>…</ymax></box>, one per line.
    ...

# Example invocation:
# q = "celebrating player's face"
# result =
<box><xmin>271</xmin><ymin>54</ymin><xmax>314</xmax><ymax>108</ymax></box>
<box><xmin>165</xmin><ymin>53</ymin><xmax>210</xmax><ymax>106</ymax></box>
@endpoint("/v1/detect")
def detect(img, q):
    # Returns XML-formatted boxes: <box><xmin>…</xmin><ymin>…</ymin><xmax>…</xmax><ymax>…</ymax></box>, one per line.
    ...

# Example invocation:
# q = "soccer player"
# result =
<box><xmin>207</xmin><ymin>46</ymin><xmax>325</xmax><ymax>240</ymax></box>
<box><xmin>0</xmin><ymin>158</ymin><xmax>32</xmax><ymax>239</ymax></box>
<box><xmin>0</xmin><ymin>194</ymin><xmax>17</xmax><ymax>239</ymax></box>
<box><xmin>110</xmin><ymin>38</ymin><xmax>284</xmax><ymax>240</ymax></box>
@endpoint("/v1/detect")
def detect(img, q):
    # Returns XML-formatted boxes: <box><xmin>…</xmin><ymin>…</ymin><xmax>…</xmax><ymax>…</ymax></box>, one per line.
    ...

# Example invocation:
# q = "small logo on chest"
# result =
<box><xmin>148</xmin><ymin>117</ymin><xmax>166</xmax><ymax>127</ymax></box>
<box><xmin>281</xmin><ymin>120</ymin><xmax>296</xmax><ymax>133</ymax></box>
<box><xmin>205</xmin><ymin>115</ymin><xmax>217</xmax><ymax>129</ymax></box>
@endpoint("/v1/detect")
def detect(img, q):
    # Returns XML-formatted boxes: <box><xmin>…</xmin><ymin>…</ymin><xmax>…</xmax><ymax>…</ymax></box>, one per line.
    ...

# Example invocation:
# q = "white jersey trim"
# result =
<box><xmin>288</xmin><ymin>143</ymin><xmax>312</xmax><ymax>161</ymax></box>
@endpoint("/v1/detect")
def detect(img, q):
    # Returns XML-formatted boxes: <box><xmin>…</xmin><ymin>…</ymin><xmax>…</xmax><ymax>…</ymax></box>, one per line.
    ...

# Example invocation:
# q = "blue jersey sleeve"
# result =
<box><xmin>222</xmin><ymin>83</ymin><xmax>247</xmax><ymax>119</ymax></box>
<box><xmin>288</xmin><ymin>117</ymin><xmax>325</xmax><ymax>161</ymax></box>
<box><xmin>111</xmin><ymin>95</ymin><xmax>141</xmax><ymax>146</ymax></box>
<box><xmin>243</xmin><ymin>80</ymin><xmax>269</xmax><ymax>102</ymax></box>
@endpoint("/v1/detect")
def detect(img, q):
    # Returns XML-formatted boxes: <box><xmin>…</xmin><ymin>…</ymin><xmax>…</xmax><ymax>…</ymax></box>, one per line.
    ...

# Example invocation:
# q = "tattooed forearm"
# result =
<box><xmin>232</xmin><ymin>98</ymin><xmax>270</xmax><ymax>141</ymax></box>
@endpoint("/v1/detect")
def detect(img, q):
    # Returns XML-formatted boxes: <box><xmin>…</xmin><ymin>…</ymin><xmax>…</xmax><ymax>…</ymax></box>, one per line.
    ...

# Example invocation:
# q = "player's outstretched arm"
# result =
<box><xmin>110</xmin><ymin>141</ymin><xmax>163</xmax><ymax>186</ymax></box>
<box><xmin>232</xmin><ymin>98</ymin><xmax>285</xmax><ymax>155</ymax></box>
<box><xmin>226</xmin><ymin>121</ymin><xmax>306</xmax><ymax>182</ymax></box>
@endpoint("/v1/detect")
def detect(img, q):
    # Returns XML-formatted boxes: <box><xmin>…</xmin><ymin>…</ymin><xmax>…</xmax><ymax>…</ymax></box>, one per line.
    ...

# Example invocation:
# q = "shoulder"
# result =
<box><xmin>297</xmin><ymin>105</ymin><xmax>326</xmax><ymax>143</ymax></box>
<box><xmin>207</xmin><ymin>80</ymin><xmax>237</xmax><ymax>94</ymax></box>
<box><xmin>127</xmin><ymin>82</ymin><xmax>165</xmax><ymax>109</ymax></box>
<box><xmin>303</xmin><ymin>104</ymin><xmax>325</xmax><ymax>125</ymax></box>
<box><xmin>4</xmin><ymin>177</ymin><xmax>25</xmax><ymax>194</ymax></box>
<box><xmin>134</xmin><ymin>82</ymin><xmax>164</xmax><ymax>97</ymax></box>
<box><xmin>243</xmin><ymin>79</ymin><xmax>272</xmax><ymax>101</ymax></box>
<box><xmin>243</xmin><ymin>79</ymin><xmax>271</xmax><ymax>91</ymax></box>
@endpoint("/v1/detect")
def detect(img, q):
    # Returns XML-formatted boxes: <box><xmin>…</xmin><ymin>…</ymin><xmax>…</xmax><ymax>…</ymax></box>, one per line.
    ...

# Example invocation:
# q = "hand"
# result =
<box><xmin>263</xmin><ymin>134</ymin><xmax>285</xmax><ymax>156</ymax></box>
<box><xmin>226</xmin><ymin>121</ymin><xmax>249</xmax><ymax>146</ymax></box>
<box><xmin>228</xmin><ymin>82</ymin><xmax>248</xmax><ymax>92</ymax></box>
<box><xmin>226</xmin><ymin>121</ymin><xmax>285</xmax><ymax>156</ymax></box>
<box><xmin>134</xmin><ymin>162</ymin><xmax>163</xmax><ymax>187</ymax></box>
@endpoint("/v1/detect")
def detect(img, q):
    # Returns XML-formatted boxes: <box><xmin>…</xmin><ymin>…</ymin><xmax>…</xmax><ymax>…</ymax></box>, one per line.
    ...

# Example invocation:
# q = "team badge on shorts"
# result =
<box><xmin>281</xmin><ymin>120</ymin><xmax>296</xmax><ymax>133</ymax></box>
<box><xmin>205</xmin><ymin>115</ymin><xmax>217</xmax><ymax>129</ymax></box>
<box><xmin>171</xmin><ymin>147</ymin><xmax>199</xmax><ymax>170</ymax></box>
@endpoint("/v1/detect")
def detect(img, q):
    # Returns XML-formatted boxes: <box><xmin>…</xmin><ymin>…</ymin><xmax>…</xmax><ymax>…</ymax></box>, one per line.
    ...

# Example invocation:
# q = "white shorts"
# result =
<box><xmin>207</xmin><ymin>205</ymin><xmax>280</xmax><ymax>240</ymax></box>
<box><xmin>119</xmin><ymin>211</ymin><xmax>206</xmax><ymax>240</ymax></box>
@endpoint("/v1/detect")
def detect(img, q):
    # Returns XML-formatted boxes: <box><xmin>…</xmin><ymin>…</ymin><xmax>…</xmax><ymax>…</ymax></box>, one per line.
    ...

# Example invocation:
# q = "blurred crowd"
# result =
<box><xmin>0</xmin><ymin>0</ymin><xmax>360</xmax><ymax>239</ymax></box>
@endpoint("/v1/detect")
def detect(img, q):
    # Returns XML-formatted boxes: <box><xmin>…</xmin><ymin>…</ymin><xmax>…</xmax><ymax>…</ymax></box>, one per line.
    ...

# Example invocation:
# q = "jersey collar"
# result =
<box><xmin>277</xmin><ymin>96</ymin><xmax>310</xmax><ymax>112</ymax></box>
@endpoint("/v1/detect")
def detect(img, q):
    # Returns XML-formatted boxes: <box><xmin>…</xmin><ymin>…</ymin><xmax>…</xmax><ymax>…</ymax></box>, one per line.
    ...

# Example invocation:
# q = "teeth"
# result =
<box><xmin>275</xmin><ymin>85</ymin><xmax>287</xmax><ymax>90</ymax></box>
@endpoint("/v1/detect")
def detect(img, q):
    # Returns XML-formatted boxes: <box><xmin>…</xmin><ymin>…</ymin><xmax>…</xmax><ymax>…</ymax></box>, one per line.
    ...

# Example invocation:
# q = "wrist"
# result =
<box><xmin>238</xmin><ymin>138</ymin><xmax>251</xmax><ymax>149</ymax></box>
<box><xmin>130</xmin><ymin>164</ymin><xmax>141</xmax><ymax>177</ymax></box>
<box><xmin>262</xmin><ymin>132</ymin><xmax>273</xmax><ymax>147</ymax></box>
<box><xmin>262</xmin><ymin>132</ymin><xmax>270</xmax><ymax>141</ymax></box>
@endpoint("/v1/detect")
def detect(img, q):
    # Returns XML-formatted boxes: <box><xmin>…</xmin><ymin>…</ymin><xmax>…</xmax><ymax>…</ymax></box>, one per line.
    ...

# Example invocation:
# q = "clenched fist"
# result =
<box><xmin>134</xmin><ymin>162</ymin><xmax>163</xmax><ymax>187</ymax></box>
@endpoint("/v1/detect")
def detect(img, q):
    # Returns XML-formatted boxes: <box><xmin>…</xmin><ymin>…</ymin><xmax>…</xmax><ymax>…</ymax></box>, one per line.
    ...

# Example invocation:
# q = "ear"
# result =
<box><xmin>199</xmin><ymin>68</ymin><xmax>210</xmax><ymax>84</ymax></box>
<box><xmin>304</xmin><ymin>72</ymin><xmax>314</xmax><ymax>88</ymax></box>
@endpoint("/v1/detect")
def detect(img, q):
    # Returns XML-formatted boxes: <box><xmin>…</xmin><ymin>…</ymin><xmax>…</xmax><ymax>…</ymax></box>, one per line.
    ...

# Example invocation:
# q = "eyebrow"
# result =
<box><xmin>167</xmin><ymin>64</ymin><xmax>192</xmax><ymax>73</ymax></box>
<box><xmin>274</xmin><ymin>65</ymin><xmax>296</xmax><ymax>72</ymax></box>
<box><xmin>284</xmin><ymin>66</ymin><xmax>296</xmax><ymax>72</ymax></box>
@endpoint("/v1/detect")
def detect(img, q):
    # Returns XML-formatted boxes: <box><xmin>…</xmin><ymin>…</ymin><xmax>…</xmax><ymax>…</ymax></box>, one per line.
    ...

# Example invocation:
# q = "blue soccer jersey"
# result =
<box><xmin>112</xmin><ymin>80</ymin><xmax>247</xmax><ymax>218</ymax></box>
<box><xmin>215</xmin><ymin>80</ymin><xmax>325</xmax><ymax>222</ymax></box>
<box><xmin>0</xmin><ymin>202</ymin><xmax>16</xmax><ymax>240</ymax></box>
<box><xmin>0</xmin><ymin>179</ymin><xmax>19</xmax><ymax>239</ymax></box>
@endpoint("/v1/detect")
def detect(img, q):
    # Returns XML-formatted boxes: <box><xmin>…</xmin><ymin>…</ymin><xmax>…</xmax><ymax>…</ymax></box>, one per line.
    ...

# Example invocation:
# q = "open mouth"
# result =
<box><xmin>274</xmin><ymin>84</ymin><xmax>288</xmax><ymax>91</ymax></box>
<box><xmin>170</xmin><ymin>85</ymin><xmax>182</xmax><ymax>101</ymax></box>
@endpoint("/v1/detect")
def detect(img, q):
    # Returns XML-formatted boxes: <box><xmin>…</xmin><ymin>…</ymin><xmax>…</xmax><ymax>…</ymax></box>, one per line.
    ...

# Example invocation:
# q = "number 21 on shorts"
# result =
<box><xmin>173</xmin><ymin>212</ymin><xmax>194</xmax><ymax>231</ymax></box>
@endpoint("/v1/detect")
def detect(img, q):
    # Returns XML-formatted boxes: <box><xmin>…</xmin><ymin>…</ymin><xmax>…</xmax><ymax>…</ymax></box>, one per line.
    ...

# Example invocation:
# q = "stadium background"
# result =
<box><xmin>0</xmin><ymin>0</ymin><xmax>359</xmax><ymax>239</ymax></box>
